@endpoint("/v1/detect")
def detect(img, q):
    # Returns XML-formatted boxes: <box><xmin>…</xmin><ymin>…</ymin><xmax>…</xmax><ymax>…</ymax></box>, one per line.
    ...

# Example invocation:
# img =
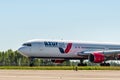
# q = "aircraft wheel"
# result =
<box><xmin>78</xmin><ymin>63</ymin><xmax>87</xmax><ymax>66</ymax></box>
<box><xmin>30</xmin><ymin>63</ymin><xmax>34</xmax><ymax>67</ymax></box>
<box><xmin>29</xmin><ymin>58</ymin><xmax>34</xmax><ymax>67</ymax></box>
<box><xmin>100</xmin><ymin>63</ymin><xmax>110</xmax><ymax>66</ymax></box>
<box><xmin>106</xmin><ymin>63</ymin><xmax>110</xmax><ymax>66</ymax></box>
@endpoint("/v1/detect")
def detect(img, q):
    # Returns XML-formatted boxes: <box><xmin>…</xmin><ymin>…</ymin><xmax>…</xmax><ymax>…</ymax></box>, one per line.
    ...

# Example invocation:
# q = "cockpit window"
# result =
<box><xmin>23</xmin><ymin>43</ymin><xmax>32</xmax><ymax>46</ymax></box>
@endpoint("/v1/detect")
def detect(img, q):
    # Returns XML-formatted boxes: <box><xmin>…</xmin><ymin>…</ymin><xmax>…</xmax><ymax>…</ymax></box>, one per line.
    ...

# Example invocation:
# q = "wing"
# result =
<box><xmin>77</xmin><ymin>50</ymin><xmax>120</xmax><ymax>63</ymax></box>
<box><xmin>77</xmin><ymin>50</ymin><xmax>120</xmax><ymax>56</ymax></box>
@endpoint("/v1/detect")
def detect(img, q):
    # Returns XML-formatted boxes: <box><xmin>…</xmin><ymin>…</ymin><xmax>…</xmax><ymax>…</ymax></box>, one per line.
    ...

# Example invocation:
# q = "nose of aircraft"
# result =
<box><xmin>18</xmin><ymin>47</ymin><xmax>26</xmax><ymax>54</ymax></box>
<box><xmin>18</xmin><ymin>47</ymin><xmax>30</xmax><ymax>56</ymax></box>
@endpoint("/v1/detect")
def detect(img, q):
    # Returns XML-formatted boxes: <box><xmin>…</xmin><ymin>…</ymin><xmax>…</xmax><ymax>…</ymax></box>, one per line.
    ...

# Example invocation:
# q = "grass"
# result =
<box><xmin>0</xmin><ymin>66</ymin><xmax>120</xmax><ymax>70</ymax></box>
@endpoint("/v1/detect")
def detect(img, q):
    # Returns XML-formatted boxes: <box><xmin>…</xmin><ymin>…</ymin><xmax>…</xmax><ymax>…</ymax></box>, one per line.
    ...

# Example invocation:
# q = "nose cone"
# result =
<box><xmin>18</xmin><ymin>47</ymin><xmax>30</xmax><ymax>57</ymax></box>
<box><xmin>18</xmin><ymin>47</ymin><xmax>24</xmax><ymax>53</ymax></box>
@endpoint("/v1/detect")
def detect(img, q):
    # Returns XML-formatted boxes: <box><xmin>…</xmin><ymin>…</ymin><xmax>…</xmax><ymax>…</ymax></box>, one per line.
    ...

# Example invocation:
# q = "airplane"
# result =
<box><xmin>18</xmin><ymin>39</ymin><xmax>120</xmax><ymax>66</ymax></box>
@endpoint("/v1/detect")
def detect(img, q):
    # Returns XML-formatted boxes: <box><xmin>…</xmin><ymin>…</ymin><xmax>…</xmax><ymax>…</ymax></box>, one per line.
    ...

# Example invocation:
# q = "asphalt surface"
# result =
<box><xmin>0</xmin><ymin>70</ymin><xmax>120</xmax><ymax>80</ymax></box>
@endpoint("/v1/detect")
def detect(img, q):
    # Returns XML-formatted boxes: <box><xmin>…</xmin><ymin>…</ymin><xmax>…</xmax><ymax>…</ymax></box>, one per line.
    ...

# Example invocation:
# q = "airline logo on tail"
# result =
<box><xmin>59</xmin><ymin>43</ymin><xmax>72</xmax><ymax>54</ymax></box>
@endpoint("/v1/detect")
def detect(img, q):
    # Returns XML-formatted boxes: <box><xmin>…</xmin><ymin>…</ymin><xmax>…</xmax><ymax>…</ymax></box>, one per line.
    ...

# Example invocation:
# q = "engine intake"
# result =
<box><xmin>89</xmin><ymin>52</ymin><xmax>105</xmax><ymax>63</ymax></box>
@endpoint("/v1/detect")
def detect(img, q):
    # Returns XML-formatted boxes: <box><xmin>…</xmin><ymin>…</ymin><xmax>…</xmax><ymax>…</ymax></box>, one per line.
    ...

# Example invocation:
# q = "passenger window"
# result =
<box><xmin>23</xmin><ymin>43</ymin><xmax>32</xmax><ymax>46</ymax></box>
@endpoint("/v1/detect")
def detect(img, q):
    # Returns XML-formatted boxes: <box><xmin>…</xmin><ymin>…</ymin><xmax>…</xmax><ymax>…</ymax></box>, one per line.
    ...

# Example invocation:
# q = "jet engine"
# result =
<box><xmin>89</xmin><ymin>52</ymin><xmax>105</xmax><ymax>63</ymax></box>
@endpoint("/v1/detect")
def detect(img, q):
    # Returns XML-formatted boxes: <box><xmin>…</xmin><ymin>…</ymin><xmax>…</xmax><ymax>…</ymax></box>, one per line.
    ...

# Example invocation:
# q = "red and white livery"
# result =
<box><xmin>18</xmin><ymin>39</ymin><xmax>120</xmax><ymax>66</ymax></box>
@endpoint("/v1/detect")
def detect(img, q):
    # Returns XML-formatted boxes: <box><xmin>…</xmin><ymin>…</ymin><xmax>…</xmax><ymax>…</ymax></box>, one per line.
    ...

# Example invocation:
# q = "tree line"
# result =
<box><xmin>0</xmin><ymin>49</ymin><xmax>71</xmax><ymax>66</ymax></box>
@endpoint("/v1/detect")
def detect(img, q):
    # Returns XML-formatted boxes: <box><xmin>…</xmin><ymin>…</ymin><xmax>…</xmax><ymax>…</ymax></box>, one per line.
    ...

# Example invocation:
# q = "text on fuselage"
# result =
<box><xmin>44</xmin><ymin>41</ymin><xmax>58</xmax><ymax>47</ymax></box>
<box><xmin>44</xmin><ymin>41</ymin><xmax>65</xmax><ymax>48</ymax></box>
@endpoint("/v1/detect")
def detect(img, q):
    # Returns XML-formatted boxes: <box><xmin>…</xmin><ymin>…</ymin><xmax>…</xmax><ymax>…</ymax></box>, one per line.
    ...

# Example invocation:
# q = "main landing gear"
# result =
<box><xmin>77</xmin><ymin>59</ymin><xmax>87</xmax><ymax>66</ymax></box>
<box><xmin>77</xmin><ymin>59</ymin><xmax>110</xmax><ymax>66</ymax></box>
<box><xmin>100</xmin><ymin>62</ymin><xmax>110</xmax><ymax>66</ymax></box>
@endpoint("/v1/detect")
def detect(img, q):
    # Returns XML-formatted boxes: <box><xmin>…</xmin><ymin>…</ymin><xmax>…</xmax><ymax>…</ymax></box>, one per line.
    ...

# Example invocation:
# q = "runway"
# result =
<box><xmin>0</xmin><ymin>70</ymin><xmax>120</xmax><ymax>80</ymax></box>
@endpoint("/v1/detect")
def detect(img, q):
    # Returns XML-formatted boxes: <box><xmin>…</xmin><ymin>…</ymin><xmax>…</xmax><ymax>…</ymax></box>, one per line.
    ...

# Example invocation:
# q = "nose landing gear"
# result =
<box><xmin>29</xmin><ymin>57</ymin><xmax>34</xmax><ymax>67</ymax></box>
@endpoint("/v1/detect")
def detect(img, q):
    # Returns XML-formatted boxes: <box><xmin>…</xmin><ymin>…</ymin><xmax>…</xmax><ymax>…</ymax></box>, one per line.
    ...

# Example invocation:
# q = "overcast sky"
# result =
<box><xmin>0</xmin><ymin>0</ymin><xmax>120</xmax><ymax>51</ymax></box>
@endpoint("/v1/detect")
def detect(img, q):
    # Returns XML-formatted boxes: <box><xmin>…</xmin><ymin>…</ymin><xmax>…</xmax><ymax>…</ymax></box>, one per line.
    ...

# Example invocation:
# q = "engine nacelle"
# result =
<box><xmin>51</xmin><ymin>59</ymin><xmax>65</xmax><ymax>64</ymax></box>
<box><xmin>89</xmin><ymin>52</ymin><xmax>105</xmax><ymax>63</ymax></box>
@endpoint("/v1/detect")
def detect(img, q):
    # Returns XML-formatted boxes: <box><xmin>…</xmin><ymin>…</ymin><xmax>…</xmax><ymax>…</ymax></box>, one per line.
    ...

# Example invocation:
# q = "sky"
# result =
<box><xmin>0</xmin><ymin>0</ymin><xmax>120</xmax><ymax>51</ymax></box>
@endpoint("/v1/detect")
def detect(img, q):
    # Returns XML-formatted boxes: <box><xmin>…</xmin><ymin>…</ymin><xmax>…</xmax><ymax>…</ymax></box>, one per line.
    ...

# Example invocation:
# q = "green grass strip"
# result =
<box><xmin>0</xmin><ymin>66</ymin><xmax>120</xmax><ymax>70</ymax></box>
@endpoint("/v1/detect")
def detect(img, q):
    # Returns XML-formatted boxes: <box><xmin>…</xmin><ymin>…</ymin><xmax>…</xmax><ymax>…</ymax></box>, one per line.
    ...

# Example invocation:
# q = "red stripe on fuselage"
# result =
<box><xmin>65</xmin><ymin>43</ymin><xmax>72</xmax><ymax>53</ymax></box>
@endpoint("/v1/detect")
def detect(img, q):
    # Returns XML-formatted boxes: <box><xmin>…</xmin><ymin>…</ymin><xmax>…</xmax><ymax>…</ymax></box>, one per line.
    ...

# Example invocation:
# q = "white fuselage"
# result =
<box><xmin>18</xmin><ymin>39</ymin><xmax>120</xmax><ymax>59</ymax></box>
